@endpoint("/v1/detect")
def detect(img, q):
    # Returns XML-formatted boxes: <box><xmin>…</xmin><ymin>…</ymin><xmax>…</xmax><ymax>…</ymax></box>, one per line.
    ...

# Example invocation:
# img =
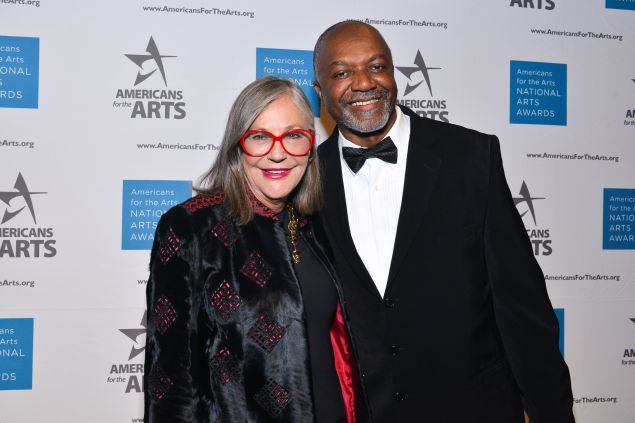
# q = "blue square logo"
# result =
<box><xmin>0</xmin><ymin>36</ymin><xmax>39</xmax><ymax>109</ymax></box>
<box><xmin>510</xmin><ymin>60</ymin><xmax>567</xmax><ymax>126</ymax></box>
<box><xmin>606</xmin><ymin>0</ymin><xmax>635</xmax><ymax>10</ymax></box>
<box><xmin>122</xmin><ymin>180</ymin><xmax>192</xmax><ymax>250</ymax></box>
<box><xmin>553</xmin><ymin>308</ymin><xmax>565</xmax><ymax>357</ymax></box>
<box><xmin>603</xmin><ymin>188</ymin><xmax>635</xmax><ymax>249</ymax></box>
<box><xmin>0</xmin><ymin>318</ymin><xmax>34</xmax><ymax>390</ymax></box>
<box><xmin>256</xmin><ymin>48</ymin><xmax>320</xmax><ymax>117</ymax></box>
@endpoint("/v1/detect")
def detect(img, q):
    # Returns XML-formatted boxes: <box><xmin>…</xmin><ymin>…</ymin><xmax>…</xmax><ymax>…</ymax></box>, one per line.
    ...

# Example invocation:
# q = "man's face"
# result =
<box><xmin>315</xmin><ymin>24</ymin><xmax>398</xmax><ymax>140</ymax></box>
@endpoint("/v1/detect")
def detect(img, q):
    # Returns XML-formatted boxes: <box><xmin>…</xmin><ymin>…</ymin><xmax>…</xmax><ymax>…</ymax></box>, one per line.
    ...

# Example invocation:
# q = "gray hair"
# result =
<box><xmin>196</xmin><ymin>76</ymin><xmax>322</xmax><ymax>224</ymax></box>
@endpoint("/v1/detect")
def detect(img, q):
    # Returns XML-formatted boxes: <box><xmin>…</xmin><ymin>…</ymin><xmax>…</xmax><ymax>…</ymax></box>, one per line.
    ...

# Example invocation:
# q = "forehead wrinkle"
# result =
<box><xmin>368</xmin><ymin>53</ymin><xmax>390</xmax><ymax>62</ymax></box>
<box><xmin>329</xmin><ymin>60</ymin><xmax>348</xmax><ymax>67</ymax></box>
<box><xmin>327</xmin><ymin>53</ymin><xmax>390</xmax><ymax>68</ymax></box>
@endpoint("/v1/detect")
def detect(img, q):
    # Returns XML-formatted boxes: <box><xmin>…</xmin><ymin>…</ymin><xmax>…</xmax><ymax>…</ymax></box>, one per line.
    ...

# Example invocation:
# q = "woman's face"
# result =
<box><xmin>241</xmin><ymin>94</ymin><xmax>312</xmax><ymax>212</ymax></box>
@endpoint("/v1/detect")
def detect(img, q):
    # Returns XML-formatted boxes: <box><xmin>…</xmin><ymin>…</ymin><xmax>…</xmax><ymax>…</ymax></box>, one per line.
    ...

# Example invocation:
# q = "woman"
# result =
<box><xmin>144</xmin><ymin>76</ymin><xmax>359</xmax><ymax>423</ymax></box>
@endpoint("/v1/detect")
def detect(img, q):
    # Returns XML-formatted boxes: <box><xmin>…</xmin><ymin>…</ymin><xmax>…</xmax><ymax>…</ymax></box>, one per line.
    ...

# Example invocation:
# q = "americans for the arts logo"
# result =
<box><xmin>0</xmin><ymin>173</ymin><xmax>56</xmax><ymax>258</ymax></box>
<box><xmin>119</xmin><ymin>311</ymin><xmax>147</xmax><ymax>361</ymax></box>
<box><xmin>0</xmin><ymin>173</ymin><xmax>45</xmax><ymax>225</ymax></box>
<box><xmin>395</xmin><ymin>50</ymin><xmax>449</xmax><ymax>122</ymax></box>
<box><xmin>113</xmin><ymin>36</ymin><xmax>186</xmax><ymax>119</ymax></box>
<box><xmin>509</xmin><ymin>0</ymin><xmax>555</xmax><ymax>10</ymax></box>
<box><xmin>106</xmin><ymin>312</ymin><xmax>147</xmax><ymax>393</ymax></box>
<box><xmin>513</xmin><ymin>181</ymin><xmax>552</xmax><ymax>256</ymax></box>
<box><xmin>396</xmin><ymin>50</ymin><xmax>440</xmax><ymax>97</ymax></box>
<box><xmin>124</xmin><ymin>37</ymin><xmax>176</xmax><ymax>87</ymax></box>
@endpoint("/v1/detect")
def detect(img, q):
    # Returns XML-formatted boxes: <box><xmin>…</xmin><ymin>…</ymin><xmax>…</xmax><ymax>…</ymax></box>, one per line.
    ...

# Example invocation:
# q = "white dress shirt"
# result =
<box><xmin>337</xmin><ymin>107</ymin><xmax>411</xmax><ymax>297</ymax></box>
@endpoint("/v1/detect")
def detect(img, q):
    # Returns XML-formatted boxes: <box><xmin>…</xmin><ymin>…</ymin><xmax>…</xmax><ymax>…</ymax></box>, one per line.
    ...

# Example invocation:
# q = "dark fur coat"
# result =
<box><xmin>144</xmin><ymin>193</ymin><xmax>358</xmax><ymax>423</ymax></box>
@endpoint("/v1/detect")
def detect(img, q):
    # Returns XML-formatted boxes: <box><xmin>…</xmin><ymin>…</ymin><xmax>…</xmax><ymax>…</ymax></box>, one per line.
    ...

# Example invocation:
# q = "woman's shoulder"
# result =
<box><xmin>158</xmin><ymin>192</ymin><xmax>228</xmax><ymax>235</ymax></box>
<box><xmin>179</xmin><ymin>192</ymin><xmax>227</xmax><ymax>215</ymax></box>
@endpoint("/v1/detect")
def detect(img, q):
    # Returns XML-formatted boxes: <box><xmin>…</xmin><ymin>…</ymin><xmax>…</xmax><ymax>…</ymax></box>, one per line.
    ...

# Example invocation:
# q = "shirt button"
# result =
<box><xmin>395</xmin><ymin>392</ymin><xmax>407</xmax><ymax>401</ymax></box>
<box><xmin>391</xmin><ymin>345</ymin><xmax>400</xmax><ymax>356</ymax></box>
<box><xmin>384</xmin><ymin>298</ymin><xmax>397</xmax><ymax>309</ymax></box>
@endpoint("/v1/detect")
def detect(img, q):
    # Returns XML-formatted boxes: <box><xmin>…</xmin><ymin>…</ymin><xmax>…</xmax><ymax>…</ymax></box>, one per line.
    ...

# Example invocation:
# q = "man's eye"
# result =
<box><xmin>370</xmin><ymin>64</ymin><xmax>386</xmax><ymax>71</ymax></box>
<box><xmin>333</xmin><ymin>71</ymin><xmax>348</xmax><ymax>79</ymax></box>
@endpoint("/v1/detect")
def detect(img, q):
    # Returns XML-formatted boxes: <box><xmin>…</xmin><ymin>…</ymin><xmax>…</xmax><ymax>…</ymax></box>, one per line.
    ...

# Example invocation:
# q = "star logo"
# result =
<box><xmin>119</xmin><ymin>311</ymin><xmax>147</xmax><ymax>361</ymax></box>
<box><xmin>513</xmin><ymin>181</ymin><xmax>545</xmax><ymax>226</ymax></box>
<box><xmin>125</xmin><ymin>37</ymin><xmax>176</xmax><ymax>86</ymax></box>
<box><xmin>396</xmin><ymin>50</ymin><xmax>441</xmax><ymax>97</ymax></box>
<box><xmin>0</xmin><ymin>173</ymin><xmax>46</xmax><ymax>225</ymax></box>
<box><xmin>631</xmin><ymin>318</ymin><xmax>635</xmax><ymax>324</ymax></box>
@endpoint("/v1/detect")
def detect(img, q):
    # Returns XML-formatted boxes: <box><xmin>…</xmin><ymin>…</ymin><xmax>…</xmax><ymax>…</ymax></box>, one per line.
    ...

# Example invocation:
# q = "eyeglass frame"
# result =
<box><xmin>239</xmin><ymin>128</ymin><xmax>315</xmax><ymax>157</ymax></box>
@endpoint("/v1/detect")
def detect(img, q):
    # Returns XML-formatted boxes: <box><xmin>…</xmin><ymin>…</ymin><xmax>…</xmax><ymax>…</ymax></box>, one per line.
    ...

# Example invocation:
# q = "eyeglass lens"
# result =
<box><xmin>243</xmin><ymin>130</ymin><xmax>312</xmax><ymax>156</ymax></box>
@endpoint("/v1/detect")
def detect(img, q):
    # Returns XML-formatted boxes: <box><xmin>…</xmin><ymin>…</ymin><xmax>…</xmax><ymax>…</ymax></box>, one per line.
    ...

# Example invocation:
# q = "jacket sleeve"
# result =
<box><xmin>144</xmin><ymin>208</ymin><xmax>207</xmax><ymax>422</ymax></box>
<box><xmin>483</xmin><ymin>136</ymin><xmax>575</xmax><ymax>423</ymax></box>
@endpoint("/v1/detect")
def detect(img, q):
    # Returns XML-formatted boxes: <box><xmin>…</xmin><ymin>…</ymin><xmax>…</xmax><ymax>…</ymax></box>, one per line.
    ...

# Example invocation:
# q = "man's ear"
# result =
<box><xmin>314</xmin><ymin>82</ymin><xmax>322</xmax><ymax>101</ymax></box>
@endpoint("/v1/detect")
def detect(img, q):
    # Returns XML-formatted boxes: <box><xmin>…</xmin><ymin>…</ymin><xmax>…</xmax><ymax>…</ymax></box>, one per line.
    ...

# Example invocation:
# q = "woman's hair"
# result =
<box><xmin>196</xmin><ymin>76</ymin><xmax>322</xmax><ymax>224</ymax></box>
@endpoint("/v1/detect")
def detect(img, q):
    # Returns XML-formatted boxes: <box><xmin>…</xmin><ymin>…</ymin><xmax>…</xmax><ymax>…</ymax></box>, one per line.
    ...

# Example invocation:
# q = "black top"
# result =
<box><xmin>285</xmin><ymin>213</ymin><xmax>346</xmax><ymax>423</ymax></box>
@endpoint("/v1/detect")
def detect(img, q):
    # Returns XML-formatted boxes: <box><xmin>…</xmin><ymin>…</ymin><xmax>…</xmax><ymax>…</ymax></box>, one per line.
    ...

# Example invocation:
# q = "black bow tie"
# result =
<box><xmin>342</xmin><ymin>137</ymin><xmax>398</xmax><ymax>173</ymax></box>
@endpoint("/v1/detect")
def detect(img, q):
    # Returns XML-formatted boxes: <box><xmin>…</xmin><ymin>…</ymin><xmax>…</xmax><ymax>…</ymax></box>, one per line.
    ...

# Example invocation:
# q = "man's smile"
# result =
<box><xmin>350</xmin><ymin>98</ymin><xmax>380</xmax><ymax>106</ymax></box>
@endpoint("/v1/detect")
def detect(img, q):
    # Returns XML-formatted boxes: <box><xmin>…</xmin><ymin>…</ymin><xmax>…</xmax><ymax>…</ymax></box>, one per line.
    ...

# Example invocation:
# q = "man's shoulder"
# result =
<box><xmin>404</xmin><ymin>106</ymin><xmax>492</xmax><ymax>142</ymax></box>
<box><xmin>403</xmin><ymin>106</ymin><xmax>496</xmax><ymax>157</ymax></box>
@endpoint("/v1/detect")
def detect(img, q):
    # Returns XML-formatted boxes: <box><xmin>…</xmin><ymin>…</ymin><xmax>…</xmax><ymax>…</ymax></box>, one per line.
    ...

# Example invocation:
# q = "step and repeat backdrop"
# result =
<box><xmin>1</xmin><ymin>0</ymin><xmax>634</xmax><ymax>421</ymax></box>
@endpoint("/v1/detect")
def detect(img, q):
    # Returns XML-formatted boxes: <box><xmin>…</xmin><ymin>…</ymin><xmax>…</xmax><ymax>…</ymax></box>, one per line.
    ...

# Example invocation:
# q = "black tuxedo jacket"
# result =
<box><xmin>318</xmin><ymin>107</ymin><xmax>574</xmax><ymax>423</ymax></box>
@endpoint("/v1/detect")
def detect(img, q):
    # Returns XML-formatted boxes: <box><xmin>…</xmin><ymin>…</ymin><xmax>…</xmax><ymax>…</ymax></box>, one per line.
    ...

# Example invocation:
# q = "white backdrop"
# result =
<box><xmin>1</xmin><ymin>1</ymin><xmax>634</xmax><ymax>422</ymax></box>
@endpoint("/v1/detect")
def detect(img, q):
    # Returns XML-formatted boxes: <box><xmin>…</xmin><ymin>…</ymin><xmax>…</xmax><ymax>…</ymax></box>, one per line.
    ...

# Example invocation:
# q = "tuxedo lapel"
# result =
<box><xmin>319</xmin><ymin>134</ymin><xmax>382</xmax><ymax>298</ymax></box>
<box><xmin>386</xmin><ymin>116</ymin><xmax>441</xmax><ymax>290</ymax></box>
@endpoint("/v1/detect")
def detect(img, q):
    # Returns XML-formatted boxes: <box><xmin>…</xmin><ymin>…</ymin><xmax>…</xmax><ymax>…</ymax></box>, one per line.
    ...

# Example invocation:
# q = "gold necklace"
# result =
<box><xmin>286</xmin><ymin>203</ymin><xmax>301</xmax><ymax>264</ymax></box>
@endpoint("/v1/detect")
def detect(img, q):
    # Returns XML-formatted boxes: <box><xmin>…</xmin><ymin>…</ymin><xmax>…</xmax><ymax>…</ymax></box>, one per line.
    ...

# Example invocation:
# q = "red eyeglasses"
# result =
<box><xmin>240</xmin><ymin>129</ymin><xmax>315</xmax><ymax>157</ymax></box>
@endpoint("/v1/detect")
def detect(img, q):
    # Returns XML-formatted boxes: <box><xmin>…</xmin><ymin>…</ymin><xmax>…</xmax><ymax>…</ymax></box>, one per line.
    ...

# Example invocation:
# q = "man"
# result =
<box><xmin>314</xmin><ymin>21</ymin><xmax>574</xmax><ymax>423</ymax></box>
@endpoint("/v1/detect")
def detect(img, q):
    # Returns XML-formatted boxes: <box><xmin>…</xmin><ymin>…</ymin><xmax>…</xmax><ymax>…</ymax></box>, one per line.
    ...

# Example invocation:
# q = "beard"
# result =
<box><xmin>336</xmin><ymin>89</ymin><xmax>395</xmax><ymax>134</ymax></box>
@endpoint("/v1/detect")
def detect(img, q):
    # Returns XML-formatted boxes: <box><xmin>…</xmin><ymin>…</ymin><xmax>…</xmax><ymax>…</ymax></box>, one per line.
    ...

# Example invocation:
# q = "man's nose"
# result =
<box><xmin>351</xmin><ymin>70</ymin><xmax>377</xmax><ymax>92</ymax></box>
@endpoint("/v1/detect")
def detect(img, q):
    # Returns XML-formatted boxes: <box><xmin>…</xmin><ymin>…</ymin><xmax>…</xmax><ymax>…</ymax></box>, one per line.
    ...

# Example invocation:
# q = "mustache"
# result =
<box><xmin>340</xmin><ymin>89</ymin><xmax>389</xmax><ymax>104</ymax></box>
